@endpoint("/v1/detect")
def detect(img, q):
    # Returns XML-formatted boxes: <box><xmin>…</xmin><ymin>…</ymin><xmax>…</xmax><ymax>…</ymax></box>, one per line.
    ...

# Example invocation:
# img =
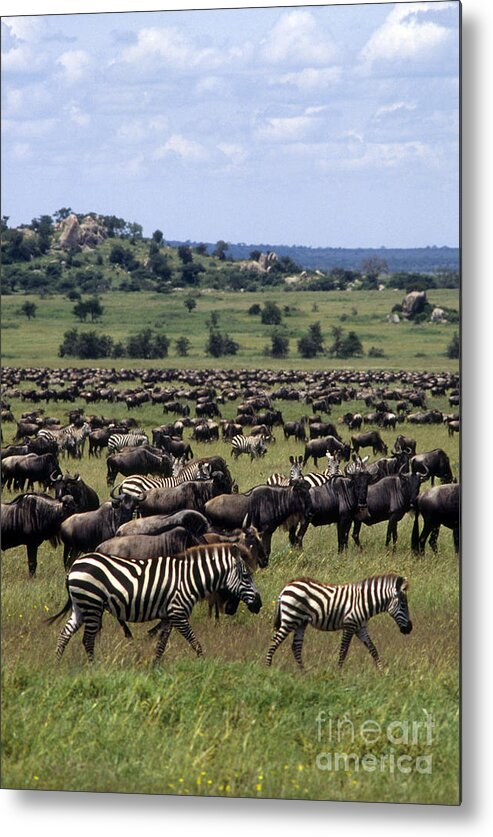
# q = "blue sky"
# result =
<box><xmin>1</xmin><ymin>2</ymin><xmax>460</xmax><ymax>247</ymax></box>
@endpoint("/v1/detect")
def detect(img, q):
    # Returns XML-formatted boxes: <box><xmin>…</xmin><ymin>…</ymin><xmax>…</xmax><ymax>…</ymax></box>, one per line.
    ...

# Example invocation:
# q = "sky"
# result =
<box><xmin>1</xmin><ymin>1</ymin><xmax>460</xmax><ymax>248</ymax></box>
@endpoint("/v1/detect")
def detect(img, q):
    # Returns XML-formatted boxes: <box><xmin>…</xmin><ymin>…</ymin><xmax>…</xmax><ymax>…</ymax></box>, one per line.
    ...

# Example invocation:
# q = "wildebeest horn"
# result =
<box><xmin>50</xmin><ymin>470</ymin><xmax>62</xmax><ymax>482</ymax></box>
<box><xmin>419</xmin><ymin>465</ymin><xmax>429</xmax><ymax>480</ymax></box>
<box><xmin>110</xmin><ymin>483</ymin><xmax>124</xmax><ymax>499</ymax></box>
<box><xmin>242</xmin><ymin>513</ymin><xmax>251</xmax><ymax>529</ymax></box>
<box><xmin>405</xmin><ymin>447</ymin><xmax>412</xmax><ymax>454</ymax></box>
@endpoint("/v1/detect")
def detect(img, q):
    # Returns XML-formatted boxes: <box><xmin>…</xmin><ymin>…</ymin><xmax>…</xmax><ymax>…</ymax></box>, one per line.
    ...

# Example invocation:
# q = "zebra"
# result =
<box><xmin>267</xmin><ymin>455</ymin><xmax>304</xmax><ymax>487</ymax></box>
<box><xmin>48</xmin><ymin>544</ymin><xmax>262</xmax><ymax>663</ymax></box>
<box><xmin>38</xmin><ymin>425</ymin><xmax>78</xmax><ymax>459</ymax></box>
<box><xmin>230</xmin><ymin>434</ymin><xmax>267</xmax><ymax>461</ymax></box>
<box><xmin>67</xmin><ymin>422</ymin><xmax>91</xmax><ymax>458</ymax></box>
<box><xmin>266</xmin><ymin>573</ymin><xmax>412</xmax><ymax>671</ymax></box>
<box><xmin>107</xmin><ymin>431</ymin><xmax>149</xmax><ymax>455</ymax></box>
<box><xmin>116</xmin><ymin>460</ymin><xmax>213</xmax><ymax>499</ymax></box>
<box><xmin>344</xmin><ymin>454</ymin><xmax>369</xmax><ymax>475</ymax></box>
<box><xmin>300</xmin><ymin>453</ymin><xmax>342</xmax><ymax>489</ymax></box>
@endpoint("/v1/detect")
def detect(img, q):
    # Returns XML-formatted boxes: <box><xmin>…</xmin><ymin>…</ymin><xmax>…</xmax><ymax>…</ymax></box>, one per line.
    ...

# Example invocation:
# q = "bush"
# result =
<box><xmin>261</xmin><ymin>301</ymin><xmax>282</xmax><ymax>325</ymax></box>
<box><xmin>126</xmin><ymin>329</ymin><xmax>169</xmax><ymax>359</ymax></box>
<box><xmin>368</xmin><ymin>346</ymin><xmax>386</xmax><ymax>358</ymax></box>
<box><xmin>175</xmin><ymin>336</ymin><xmax>191</xmax><ymax>356</ymax></box>
<box><xmin>447</xmin><ymin>333</ymin><xmax>460</xmax><ymax>359</ymax></box>
<box><xmin>328</xmin><ymin>326</ymin><xmax>364</xmax><ymax>358</ymax></box>
<box><xmin>266</xmin><ymin>331</ymin><xmax>289</xmax><ymax>358</ymax></box>
<box><xmin>59</xmin><ymin>329</ymin><xmax>114</xmax><ymax>359</ymax></box>
<box><xmin>205</xmin><ymin>330</ymin><xmax>239</xmax><ymax>357</ymax></box>
<box><xmin>248</xmin><ymin>303</ymin><xmax>261</xmax><ymax>316</ymax></box>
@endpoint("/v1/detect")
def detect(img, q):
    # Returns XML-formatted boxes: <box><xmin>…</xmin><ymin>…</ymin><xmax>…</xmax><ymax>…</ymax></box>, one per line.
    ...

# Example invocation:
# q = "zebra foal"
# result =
<box><xmin>266</xmin><ymin>573</ymin><xmax>412</xmax><ymax>671</ymax></box>
<box><xmin>48</xmin><ymin>545</ymin><xmax>262</xmax><ymax>663</ymax></box>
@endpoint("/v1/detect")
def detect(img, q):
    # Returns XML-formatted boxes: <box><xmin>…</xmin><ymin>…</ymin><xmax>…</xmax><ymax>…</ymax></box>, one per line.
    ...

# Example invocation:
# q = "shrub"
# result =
<box><xmin>58</xmin><ymin>329</ymin><xmax>113</xmax><ymax>359</ymax></box>
<box><xmin>176</xmin><ymin>336</ymin><xmax>191</xmax><ymax>356</ymax></box>
<box><xmin>205</xmin><ymin>330</ymin><xmax>239</xmax><ymax>357</ymax></box>
<box><xmin>261</xmin><ymin>301</ymin><xmax>282</xmax><ymax>325</ymax></box>
<box><xmin>368</xmin><ymin>346</ymin><xmax>386</xmax><ymax>358</ymax></box>
<box><xmin>447</xmin><ymin>333</ymin><xmax>460</xmax><ymax>359</ymax></box>
<box><xmin>248</xmin><ymin>303</ymin><xmax>261</xmax><ymax>316</ymax></box>
<box><xmin>126</xmin><ymin>329</ymin><xmax>169</xmax><ymax>359</ymax></box>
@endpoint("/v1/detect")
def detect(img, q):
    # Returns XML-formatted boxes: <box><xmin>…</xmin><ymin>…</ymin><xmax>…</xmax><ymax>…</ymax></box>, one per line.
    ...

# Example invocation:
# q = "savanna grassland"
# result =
<box><xmin>1</xmin><ymin>334</ymin><xmax>460</xmax><ymax>805</ymax></box>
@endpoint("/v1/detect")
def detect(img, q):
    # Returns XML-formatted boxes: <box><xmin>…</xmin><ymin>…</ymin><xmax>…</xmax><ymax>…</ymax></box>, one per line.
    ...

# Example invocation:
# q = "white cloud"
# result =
<box><xmin>261</xmin><ymin>10</ymin><xmax>338</xmax><ymax>67</ymax></box>
<box><xmin>256</xmin><ymin>114</ymin><xmax>317</xmax><ymax>143</ymax></box>
<box><xmin>3</xmin><ymin>117</ymin><xmax>57</xmax><ymax>138</ymax></box>
<box><xmin>218</xmin><ymin>143</ymin><xmax>248</xmax><ymax>167</ymax></box>
<box><xmin>374</xmin><ymin>101</ymin><xmax>417</xmax><ymax>119</ymax></box>
<box><xmin>67</xmin><ymin>104</ymin><xmax>91</xmax><ymax>127</ymax></box>
<box><xmin>57</xmin><ymin>50</ymin><xmax>91</xmax><ymax>83</ymax></box>
<box><xmin>272</xmin><ymin>66</ymin><xmax>342</xmax><ymax>91</ymax></box>
<box><xmin>114</xmin><ymin>26</ymin><xmax>247</xmax><ymax>74</ymax></box>
<box><xmin>1</xmin><ymin>43</ymin><xmax>46</xmax><ymax>74</ymax></box>
<box><xmin>340</xmin><ymin>140</ymin><xmax>435</xmax><ymax>171</ymax></box>
<box><xmin>2</xmin><ymin>17</ymin><xmax>42</xmax><ymax>43</ymax></box>
<box><xmin>359</xmin><ymin>3</ymin><xmax>454</xmax><ymax>71</ymax></box>
<box><xmin>12</xmin><ymin>142</ymin><xmax>32</xmax><ymax>160</ymax></box>
<box><xmin>154</xmin><ymin>134</ymin><xmax>209</xmax><ymax>163</ymax></box>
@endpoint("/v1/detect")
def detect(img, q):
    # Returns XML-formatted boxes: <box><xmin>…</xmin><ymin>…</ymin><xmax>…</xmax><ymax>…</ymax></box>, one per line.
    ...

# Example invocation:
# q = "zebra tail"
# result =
<box><xmin>411</xmin><ymin>509</ymin><xmax>420</xmax><ymax>553</ymax></box>
<box><xmin>45</xmin><ymin>591</ymin><xmax>72</xmax><ymax>625</ymax></box>
<box><xmin>273</xmin><ymin>598</ymin><xmax>282</xmax><ymax>629</ymax></box>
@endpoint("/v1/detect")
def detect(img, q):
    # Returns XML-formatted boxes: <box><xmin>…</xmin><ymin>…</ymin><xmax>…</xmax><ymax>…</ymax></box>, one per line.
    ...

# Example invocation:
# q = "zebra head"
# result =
<box><xmin>224</xmin><ymin>551</ymin><xmax>262</xmax><ymax>614</ymax></box>
<box><xmin>288</xmin><ymin>455</ymin><xmax>303</xmax><ymax>484</ymax></box>
<box><xmin>387</xmin><ymin>576</ymin><xmax>413</xmax><ymax>635</ymax></box>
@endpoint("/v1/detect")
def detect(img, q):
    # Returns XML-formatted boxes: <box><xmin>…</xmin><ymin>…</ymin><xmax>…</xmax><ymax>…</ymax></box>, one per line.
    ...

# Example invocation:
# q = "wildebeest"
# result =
<box><xmin>106</xmin><ymin>447</ymin><xmax>173</xmax><ymax>486</ymax></box>
<box><xmin>351</xmin><ymin>473</ymin><xmax>423</xmax><ymax>549</ymax></box>
<box><xmin>393</xmin><ymin>435</ymin><xmax>417</xmax><ymax>456</ymax></box>
<box><xmin>2</xmin><ymin>452</ymin><xmax>61</xmax><ymax>493</ymax></box>
<box><xmin>366</xmin><ymin>451</ymin><xmax>411</xmax><ymax>484</ymax></box>
<box><xmin>411</xmin><ymin>483</ymin><xmax>460</xmax><ymax>554</ymax></box>
<box><xmin>351</xmin><ymin>431</ymin><xmax>388</xmax><ymax>456</ymax></box>
<box><xmin>116</xmin><ymin>509</ymin><xmax>211</xmax><ymax>539</ymax></box>
<box><xmin>410</xmin><ymin>449</ymin><xmax>453</xmax><ymax>485</ymax></box>
<box><xmin>289</xmin><ymin>469</ymin><xmax>372</xmax><ymax>552</ymax></box>
<box><xmin>309</xmin><ymin>422</ymin><xmax>341</xmax><ymax>441</ymax></box>
<box><xmin>1</xmin><ymin>492</ymin><xmax>77</xmax><ymax>576</ymax></box>
<box><xmin>59</xmin><ymin>492</ymin><xmax>139</xmax><ymax>568</ymax></box>
<box><xmin>204</xmin><ymin>480</ymin><xmax>314</xmax><ymax>557</ymax></box>
<box><xmin>137</xmin><ymin>471</ymin><xmax>232</xmax><ymax>518</ymax></box>
<box><xmin>96</xmin><ymin>527</ymin><xmax>201</xmax><ymax>560</ymax></box>
<box><xmin>51</xmin><ymin>472</ymin><xmax>100</xmax><ymax>511</ymax></box>
<box><xmin>303</xmin><ymin>436</ymin><xmax>350</xmax><ymax>468</ymax></box>
<box><xmin>283</xmin><ymin>421</ymin><xmax>306</xmax><ymax>443</ymax></box>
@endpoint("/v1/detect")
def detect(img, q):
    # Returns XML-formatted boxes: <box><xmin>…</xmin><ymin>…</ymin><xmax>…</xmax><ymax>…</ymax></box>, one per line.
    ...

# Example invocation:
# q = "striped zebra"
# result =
<box><xmin>230</xmin><ymin>434</ymin><xmax>267</xmax><ymax>461</ymax></box>
<box><xmin>67</xmin><ymin>422</ymin><xmax>91</xmax><ymax>458</ymax></box>
<box><xmin>266</xmin><ymin>573</ymin><xmax>412</xmax><ymax>670</ymax></box>
<box><xmin>107</xmin><ymin>431</ymin><xmax>148</xmax><ymax>455</ymax></box>
<box><xmin>38</xmin><ymin>424</ymin><xmax>80</xmax><ymax>458</ymax></box>
<box><xmin>267</xmin><ymin>455</ymin><xmax>303</xmax><ymax>487</ymax></box>
<box><xmin>300</xmin><ymin>453</ymin><xmax>342</xmax><ymax>488</ymax></box>
<box><xmin>48</xmin><ymin>545</ymin><xmax>262</xmax><ymax>663</ymax></box>
<box><xmin>116</xmin><ymin>460</ymin><xmax>212</xmax><ymax>499</ymax></box>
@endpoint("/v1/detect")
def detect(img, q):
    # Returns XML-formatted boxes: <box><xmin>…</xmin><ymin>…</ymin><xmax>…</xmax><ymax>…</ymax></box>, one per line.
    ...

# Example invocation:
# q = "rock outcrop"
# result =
<box><xmin>401</xmin><ymin>291</ymin><xmax>427</xmax><ymax>319</ymax></box>
<box><xmin>55</xmin><ymin>214</ymin><xmax>108</xmax><ymax>252</ymax></box>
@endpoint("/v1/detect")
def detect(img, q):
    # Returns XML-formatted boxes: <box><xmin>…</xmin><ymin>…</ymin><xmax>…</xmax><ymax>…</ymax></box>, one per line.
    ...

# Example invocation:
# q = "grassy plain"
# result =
<box><xmin>1</xmin><ymin>384</ymin><xmax>460</xmax><ymax>803</ymax></box>
<box><xmin>1</xmin><ymin>287</ymin><xmax>459</xmax><ymax>371</ymax></box>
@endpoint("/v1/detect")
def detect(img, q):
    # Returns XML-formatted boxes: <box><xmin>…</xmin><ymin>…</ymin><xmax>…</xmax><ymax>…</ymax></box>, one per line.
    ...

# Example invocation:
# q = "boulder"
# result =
<box><xmin>55</xmin><ymin>213</ymin><xmax>108</xmax><ymax>252</ymax></box>
<box><xmin>430</xmin><ymin>307</ymin><xmax>447</xmax><ymax>323</ymax></box>
<box><xmin>402</xmin><ymin>291</ymin><xmax>427</xmax><ymax>319</ymax></box>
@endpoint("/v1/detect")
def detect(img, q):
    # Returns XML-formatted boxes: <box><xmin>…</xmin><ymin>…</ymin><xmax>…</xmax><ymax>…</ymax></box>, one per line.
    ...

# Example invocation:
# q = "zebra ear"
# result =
<box><xmin>298</xmin><ymin>455</ymin><xmax>303</xmax><ymax>465</ymax></box>
<box><xmin>398</xmin><ymin>576</ymin><xmax>409</xmax><ymax>592</ymax></box>
<box><xmin>289</xmin><ymin>455</ymin><xmax>294</xmax><ymax>465</ymax></box>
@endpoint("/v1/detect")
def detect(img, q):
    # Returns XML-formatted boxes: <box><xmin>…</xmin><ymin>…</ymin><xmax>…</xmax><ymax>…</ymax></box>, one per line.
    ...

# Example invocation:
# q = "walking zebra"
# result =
<box><xmin>231</xmin><ymin>434</ymin><xmax>267</xmax><ymax>461</ymax></box>
<box><xmin>267</xmin><ymin>455</ymin><xmax>304</xmax><ymax>487</ymax></box>
<box><xmin>107</xmin><ymin>431</ymin><xmax>148</xmax><ymax>455</ymax></box>
<box><xmin>48</xmin><ymin>545</ymin><xmax>262</xmax><ymax>663</ymax></box>
<box><xmin>266</xmin><ymin>573</ymin><xmax>412</xmax><ymax>670</ymax></box>
<box><xmin>116</xmin><ymin>460</ymin><xmax>212</xmax><ymax>499</ymax></box>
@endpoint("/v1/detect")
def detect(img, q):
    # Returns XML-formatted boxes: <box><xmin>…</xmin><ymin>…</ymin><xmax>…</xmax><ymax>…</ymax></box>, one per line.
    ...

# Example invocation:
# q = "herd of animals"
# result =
<box><xmin>1</xmin><ymin>365</ymin><xmax>459</xmax><ymax>670</ymax></box>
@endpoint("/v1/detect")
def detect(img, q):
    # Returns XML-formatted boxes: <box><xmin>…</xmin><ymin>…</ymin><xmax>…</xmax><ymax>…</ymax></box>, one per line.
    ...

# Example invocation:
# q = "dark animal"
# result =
<box><xmin>2</xmin><ymin>452</ymin><xmax>61</xmax><ymax>493</ymax></box>
<box><xmin>411</xmin><ymin>483</ymin><xmax>460</xmax><ymax>554</ymax></box>
<box><xmin>96</xmin><ymin>527</ymin><xmax>201</xmax><ymax>560</ymax></box>
<box><xmin>283</xmin><ymin>421</ymin><xmax>306</xmax><ymax>443</ymax></box>
<box><xmin>351</xmin><ymin>473</ymin><xmax>423</xmax><ymax>549</ymax></box>
<box><xmin>351</xmin><ymin>430</ymin><xmax>388</xmax><ymax>455</ymax></box>
<box><xmin>59</xmin><ymin>492</ymin><xmax>139</xmax><ymax>569</ymax></box>
<box><xmin>1</xmin><ymin>493</ymin><xmax>77</xmax><ymax>576</ymax></box>
<box><xmin>137</xmin><ymin>472</ymin><xmax>232</xmax><ymax>517</ymax></box>
<box><xmin>303</xmin><ymin>436</ymin><xmax>350</xmax><ymax>468</ymax></box>
<box><xmin>51</xmin><ymin>473</ymin><xmax>100</xmax><ymax>511</ymax></box>
<box><xmin>115</xmin><ymin>509</ymin><xmax>211</xmax><ymax>539</ymax></box>
<box><xmin>410</xmin><ymin>449</ymin><xmax>453</xmax><ymax>486</ymax></box>
<box><xmin>106</xmin><ymin>448</ymin><xmax>173</xmax><ymax>486</ymax></box>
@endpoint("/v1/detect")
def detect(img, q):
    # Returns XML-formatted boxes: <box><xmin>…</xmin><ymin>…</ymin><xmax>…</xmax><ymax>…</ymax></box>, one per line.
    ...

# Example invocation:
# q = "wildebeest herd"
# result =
<box><xmin>1</xmin><ymin>365</ymin><xmax>459</xmax><ymax>669</ymax></box>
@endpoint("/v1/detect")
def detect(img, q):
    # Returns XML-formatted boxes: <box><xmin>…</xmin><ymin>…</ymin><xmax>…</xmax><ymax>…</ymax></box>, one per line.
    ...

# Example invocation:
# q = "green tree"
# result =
<box><xmin>270</xmin><ymin>331</ymin><xmax>289</xmax><ymax>358</ymax></box>
<box><xmin>447</xmin><ymin>333</ymin><xmax>460</xmax><ymax>359</ymax></box>
<box><xmin>261</xmin><ymin>301</ymin><xmax>282</xmax><ymax>325</ymax></box>
<box><xmin>195</xmin><ymin>242</ymin><xmax>208</xmax><ymax>255</ymax></box>
<box><xmin>184</xmin><ymin>296</ymin><xmax>197</xmax><ymax>314</ymax></box>
<box><xmin>53</xmin><ymin>207</ymin><xmax>72</xmax><ymax>223</ymax></box>
<box><xmin>178</xmin><ymin>245</ymin><xmax>193</xmax><ymax>264</ymax></box>
<box><xmin>212</xmin><ymin>240</ymin><xmax>229</xmax><ymax>260</ymax></box>
<box><xmin>152</xmin><ymin>229</ymin><xmax>164</xmax><ymax>245</ymax></box>
<box><xmin>20</xmin><ymin>301</ymin><xmax>37</xmax><ymax>320</ymax></box>
<box><xmin>176</xmin><ymin>336</ymin><xmax>191</xmax><ymax>356</ymax></box>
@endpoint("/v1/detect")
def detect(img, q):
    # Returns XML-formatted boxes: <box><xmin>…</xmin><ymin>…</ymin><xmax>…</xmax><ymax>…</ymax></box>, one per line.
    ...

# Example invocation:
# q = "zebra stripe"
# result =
<box><xmin>107</xmin><ymin>432</ymin><xmax>149</xmax><ymax>454</ymax></box>
<box><xmin>231</xmin><ymin>434</ymin><xmax>267</xmax><ymax>460</ymax></box>
<box><xmin>117</xmin><ymin>460</ymin><xmax>212</xmax><ymax>498</ymax></box>
<box><xmin>266</xmin><ymin>573</ymin><xmax>412</xmax><ymax>670</ymax></box>
<box><xmin>267</xmin><ymin>455</ymin><xmax>304</xmax><ymax>487</ymax></box>
<box><xmin>38</xmin><ymin>424</ymin><xmax>79</xmax><ymax>457</ymax></box>
<box><xmin>51</xmin><ymin>545</ymin><xmax>262</xmax><ymax>663</ymax></box>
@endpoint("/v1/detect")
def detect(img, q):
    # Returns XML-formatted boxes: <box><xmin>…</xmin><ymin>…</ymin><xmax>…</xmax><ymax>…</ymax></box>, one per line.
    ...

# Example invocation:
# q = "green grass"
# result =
<box><xmin>1</xmin><ymin>391</ymin><xmax>460</xmax><ymax>803</ymax></box>
<box><xmin>1</xmin><ymin>287</ymin><xmax>459</xmax><ymax>370</ymax></box>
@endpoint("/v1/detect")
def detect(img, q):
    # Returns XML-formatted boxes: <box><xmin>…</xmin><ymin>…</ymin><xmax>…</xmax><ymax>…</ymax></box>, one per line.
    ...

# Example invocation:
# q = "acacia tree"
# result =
<box><xmin>20</xmin><ymin>301</ymin><xmax>37</xmax><ymax>320</ymax></box>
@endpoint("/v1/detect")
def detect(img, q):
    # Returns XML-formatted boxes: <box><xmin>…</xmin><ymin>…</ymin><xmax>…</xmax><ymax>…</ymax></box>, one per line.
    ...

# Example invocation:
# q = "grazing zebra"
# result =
<box><xmin>48</xmin><ymin>545</ymin><xmax>262</xmax><ymax>663</ymax></box>
<box><xmin>117</xmin><ymin>460</ymin><xmax>212</xmax><ymax>499</ymax></box>
<box><xmin>266</xmin><ymin>573</ymin><xmax>412</xmax><ymax>670</ymax></box>
<box><xmin>38</xmin><ymin>425</ymin><xmax>78</xmax><ymax>458</ymax></box>
<box><xmin>107</xmin><ymin>431</ymin><xmax>148</xmax><ymax>455</ymax></box>
<box><xmin>230</xmin><ymin>434</ymin><xmax>267</xmax><ymax>461</ymax></box>
<box><xmin>267</xmin><ymin>455</ymin><xmax>304</xmax><ymax>487</ymax></box>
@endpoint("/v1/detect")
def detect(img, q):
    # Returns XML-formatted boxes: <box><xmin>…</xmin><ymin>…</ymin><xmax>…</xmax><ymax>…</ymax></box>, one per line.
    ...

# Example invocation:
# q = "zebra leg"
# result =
<box><xmin>56</xmin><ymin>609</ymin><xmax>82</xmax><ymax>659</ymax></box>
<box><xmin>82</xmin><ymin>614</ymin><xmax>102</xmax><ymax>663</ymax></box>
<box><xmin>170</xmin><ymin>614</ymin><xmax>203</xmax><ymax>658</ymax></box>
<box><xmin>338</xmin><ymin>628</ymin><xmax>355</xmax><ymax>668</ymax></box>
<box><xmin>266</xmin><ymin>625</ymin><xmax>291</xmax><ymax>666</ymax></box>
<box><xmin>154</xmin><ymin>621</ymin><xmax>173</xmax><ymax>663</ymax></box>
<box><xmin>291</xmin><ymin>624</ymin><xmax>307</xmax><ymax>669</ymax></box>
<box><xmin>356</xmin><ymin>627</ymin><xmax>383</xmax><ymax>670</ymax></box>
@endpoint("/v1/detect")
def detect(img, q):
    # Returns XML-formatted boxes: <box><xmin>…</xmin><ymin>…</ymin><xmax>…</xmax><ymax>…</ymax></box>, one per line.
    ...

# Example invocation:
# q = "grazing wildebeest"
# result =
<box><xmin>96</xmin><ymin>527</ymin><xmax>201</xmax><ymax>560</ymax></box>
<box><xmin>289</xmin><ymin>468</ymin><xmax>372</xmax><ymax>552</ymax></box>
<box><xmin>115</xmin><ymin>509</ymin><xmax>211</xmax><ymax>539</ymax></box>
<box><xmin>309</xmin><ymin>422</ymin><xmax>341</xmax><ymax>441</ymax></box>
<box><xmin>137</xmin><ymin>471</ymin><xmax>232</xmax><ymax>518</ymax></box>
<box><xmin>303</xmin><ymin>436</ymin><xmax>350</xmax><ymax>468</ymax></box>
<box><xmin>59</xmin><ymin>491</ymin><xmax>139</xmax><ymax>569</ymax></box>
<box><xmin>204</xmin><ymin>480</ymin><xmax>313</xmax><ymax>558</ymax></box>
<box><xmin>51</xmin><ymin>472</ymin><xmax>100</xmax><ymax>511</ymax></box>
<box><xmin>351</xmin><ymin>473</ymin><xmax>423</xmax><ymax>549</ymax></box>
<box><xmin>411</xmin><ymin>483</ymin><xmax>460</xmax><ymax>554</ymax></box>
<box><xmin>393</xmin><ymin>435</ymin><xmax>417</xmax><ymax>456</ymax></box>
<box><xmin>351</xmin><ymin>430</ymin><xmax>388</xmax><ymax>456</ymax></box>
<box><xmin>1</xmin><ymin>493</ymin><xmax>77</xmax><ymax>576</ymax></box>
<box><xmin>283</xmin><ymin>420</ymin><xmax>306</xmax><ymax>443</ymax></box>
<box><xmin>106</xmin><ymin>447</ymin><xmax>173</xmax><ymax>486</ymax></box>
<box><xmin>410</xmin><ymin>449</ymin><xmax>454</xmax><ymax>486</ymax></box>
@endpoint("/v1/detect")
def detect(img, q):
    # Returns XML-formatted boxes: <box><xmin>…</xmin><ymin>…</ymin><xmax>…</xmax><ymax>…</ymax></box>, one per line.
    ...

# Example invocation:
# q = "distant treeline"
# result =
<box><xmin>168</xmin><ymin>241</ymin><xmax>459</xmax><ymax>274</ymax></box>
